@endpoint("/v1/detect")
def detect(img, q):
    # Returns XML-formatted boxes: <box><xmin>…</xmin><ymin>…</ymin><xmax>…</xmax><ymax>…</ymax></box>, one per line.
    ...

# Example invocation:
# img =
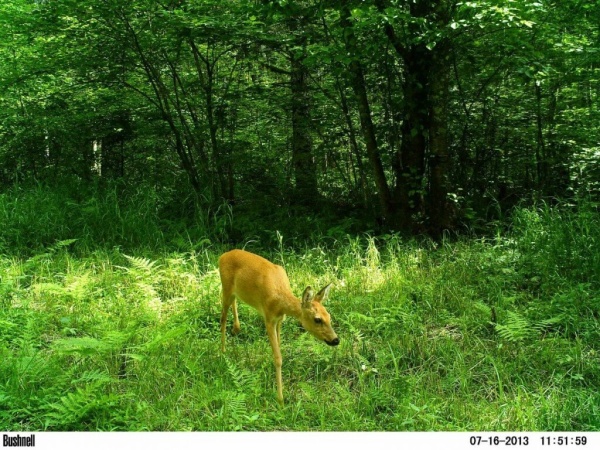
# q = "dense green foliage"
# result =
<box><xmin>1</xmin><ymin>0</ymin><xmax>599</xmax><ymax>232</ymax></box>
<box><xmin>0</xmin><ymin>192</ymin><xmax>599</xmax><ymax>430</ymax></box>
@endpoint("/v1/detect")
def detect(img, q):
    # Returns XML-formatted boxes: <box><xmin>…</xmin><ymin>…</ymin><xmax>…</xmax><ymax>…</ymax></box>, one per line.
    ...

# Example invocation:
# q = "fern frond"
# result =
<box><xmin>51</xmin><ymin>239</ymin><xmax>78</xmax><ymax>251</ymax></box>
<box><xmin>474</xmin><ymin>302</ymin><xmax>492</xmax><ymax>316</ymax></box>
<box><xmin>532</xmin><ymin>314</ymin><xmax>565</xmax><ymax>333</ymax></box>
<box><xmin>123</xmin><ymin>255</ymin><xmax>160</xmax><ymax>273</ymax></box>
<box><xmin>44</xmin><ymin>388</ymin><xmax>93</xmax><ymax>423</ymax></box>
<box><xmin>495</xmin><ymin>311</ymin><xmax>535</xmax><ymax>342</ymax></box>
<box><xmin>226</xmin><ymin>393</ymin><xmax>247</xmax><ymax>420</ymax></box>
<box><xmin>224</xmin><ymin>357</ymin><xmax>259</xmax><ymax>394</ymax></box>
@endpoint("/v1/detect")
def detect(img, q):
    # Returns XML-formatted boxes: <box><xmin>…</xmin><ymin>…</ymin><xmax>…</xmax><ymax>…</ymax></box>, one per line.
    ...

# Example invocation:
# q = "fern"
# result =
<box><xmin>496</xmin><ymin>311</ymin><xmax>535</xmax><ymax>342</ymax></box>
<box><xmin>474</xmin><ymin>301</ymin><xmax>492</xmax><ymax>317</ymax></box>
<box><xmin>532</xmin><ymin>314</ymin><xmax>565</xmax><ymax>333</ymax></box>
<box><xmin>225</xmin><ymin>393</ymin><xmax>247</xmax><ymax>421</ymax></box>
<box><xmin>495</xmin><ymin>311</ymin><xmax>535</xmax><ymax>342</ymax></box>
<box><xmin>496</xmin><ymin>311</ymin><xmax>566</xmax><ymax>342</ymax></box>
<box><xmin>50</xmin><ymin>239</ymin><xmax>78</xmax><ymax>252</ymax></box>
<box><xmin>123</xmin><ymin>255</ymin><xmax>160</xmax><ymax>274</ymax></box>
<box><xmin>214</xmin><ymin>390</ymin><xmax>248</xmax><ymax>430</ymax></box>
<box><xmin>42</xmin><ymin>383</ymin><xmax>122</xmax><ymax>430</ymax></box>
<box><xmin>44</xmin><ymin>388</ymin><xmax>93</xmax><ymax>426</ymax></box>
<box><xmin>224</xmin><ymin>357</ymin><xmax>259</xmax><ymax>395</ymax></box>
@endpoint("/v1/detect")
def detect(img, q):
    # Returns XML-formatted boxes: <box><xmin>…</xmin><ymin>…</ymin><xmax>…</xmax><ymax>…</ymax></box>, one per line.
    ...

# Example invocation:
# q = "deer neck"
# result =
<box><xmin>279</xmin><ymin>291</ymin><xmax>303</xmax><ymax>320</ymax></box>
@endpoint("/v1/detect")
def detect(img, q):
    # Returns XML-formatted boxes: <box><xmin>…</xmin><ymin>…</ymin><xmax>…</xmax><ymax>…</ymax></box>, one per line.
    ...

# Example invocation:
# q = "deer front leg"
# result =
<box><xmin>220</xmin><ymin>292</ymin><xmax>234</xmax><ymax>353</ymax></box>
<box><xmin>266</xmin><ymin>319</ymin><xmax>284</xmax><ymax>405</ymax></box>
<box><xmin>220</xmin><ymin>304</ymin><xmax>228</xmax><ymax>353</ymax></box>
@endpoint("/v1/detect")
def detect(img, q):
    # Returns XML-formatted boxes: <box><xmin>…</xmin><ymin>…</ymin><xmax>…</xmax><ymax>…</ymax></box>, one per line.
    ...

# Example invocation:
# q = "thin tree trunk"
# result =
<box><xmin>428</xmin><ymin>50</ymin><xmax>451</xmax><ymax>234</ymax></box>
<box><xmin>394</xmin><ymin>48</ymin><xmax>429</xmax><ymax>231</ymax></box>
<box><xmin>339</xmin><ymin>4</ymin><xmax>393</xmax><ymax>222</ymax></box>
<box><xmin>290</xmin><ymin>49</ymin><xmax>318</xmax><ymax>203</ymax></box>
<box><xmin>534</xmin><ymin>82</ymin><xmax>546</xmax><ymax>194</ymax></box>
<box><xmin>121</xmin><ymin>14</ymin><xmax>204</xmax><ymax>195</ymax></box>
<box><xmin>336</xmin><ymin>79</ymin><xmax>368</xmax><ymax>207</ymax></box>
<box><xmin>206</xmin><ymin>64</ymin><xmax>229</xmax><ymax>201</ymax></box>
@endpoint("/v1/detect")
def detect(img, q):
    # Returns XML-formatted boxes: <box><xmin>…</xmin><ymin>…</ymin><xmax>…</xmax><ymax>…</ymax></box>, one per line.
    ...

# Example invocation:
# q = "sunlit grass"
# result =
<box><xmin>2</xmin><ymin>205</ymin><xmax>599</xmax><ymax>430</ymax></box>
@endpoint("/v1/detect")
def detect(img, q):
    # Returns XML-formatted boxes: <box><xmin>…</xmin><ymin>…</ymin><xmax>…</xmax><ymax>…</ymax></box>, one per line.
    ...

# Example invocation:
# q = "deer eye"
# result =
<box><xmin>314</xmin><ymin>317</ymin><xmax>323</xmax><ymax>324</ymax></box>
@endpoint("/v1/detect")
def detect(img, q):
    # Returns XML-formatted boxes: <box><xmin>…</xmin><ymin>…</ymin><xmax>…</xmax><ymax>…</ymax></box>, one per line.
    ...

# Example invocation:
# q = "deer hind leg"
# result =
<box><xmin>220</xmin><ymin>290</ymin><xmax>235</xmax><ymax>353</ymax></box>
<box><xmin>276</xmin><ymin>319</ymin><xmax>282</xmax><ymax>348</ymax></box>
<box><xmin>232</xmin><ymin>299</ymin><xmax>241</xmax><ymax>335</ymax></box>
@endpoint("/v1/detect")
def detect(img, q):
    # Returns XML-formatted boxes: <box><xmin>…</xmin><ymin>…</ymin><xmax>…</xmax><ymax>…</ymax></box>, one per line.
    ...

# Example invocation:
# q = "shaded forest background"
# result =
<box><xmin>0</xmin><ymin>0</ymin><xmax>599</xmax><ymax>246</ymax></box>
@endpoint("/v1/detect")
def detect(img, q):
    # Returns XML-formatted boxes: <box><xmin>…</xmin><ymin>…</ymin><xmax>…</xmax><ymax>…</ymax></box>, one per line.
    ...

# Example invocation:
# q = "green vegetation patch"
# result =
<box><xmin>1</xmin><ymin>204</ymin><xmax>599</xmax><ymax>430</ymax></box>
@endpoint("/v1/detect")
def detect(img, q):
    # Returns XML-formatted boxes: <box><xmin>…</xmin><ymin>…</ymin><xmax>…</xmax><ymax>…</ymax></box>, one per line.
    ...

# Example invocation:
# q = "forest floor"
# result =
<box><xmin>1</xmin><ymin>198</ymin><xmax>599</xmax><ymax>430</ymax></box>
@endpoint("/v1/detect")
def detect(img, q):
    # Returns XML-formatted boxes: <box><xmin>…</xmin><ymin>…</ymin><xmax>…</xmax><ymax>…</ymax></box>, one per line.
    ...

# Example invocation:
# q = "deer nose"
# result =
<box><xmin>327</xmin><ymin>337</ymin><xmax>340</xmax><ymax>346</ymax></box>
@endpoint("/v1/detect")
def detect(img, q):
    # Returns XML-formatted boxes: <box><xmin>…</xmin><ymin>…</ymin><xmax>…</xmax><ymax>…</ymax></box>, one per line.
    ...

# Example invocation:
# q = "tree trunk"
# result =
<box><xmin>339</xmin><ymin>4</ymin><xmax>393</xmax><ymax>222</ymax></box>
<box><xmin>379</xmin><ymin>0</ymin><xmax>453</xmax><ymax>234</ymax></box>
<box><xmin>394</xmin><ymin>46</ymin><xmax>429</xmax><ymax>232</ymax></box>
<box><xmin>337</xmin><ymin>79</ymin><xmax>368</xmax><ymax>207</ymax></box>
<box><xmin>206</xmin><ymin>63</ymin><xmax>230</xmax><ymax>202</ymax></box>
<box><xmin>290</xmin><ymin>49</ymin><xmax>318</xmax><ymax>204</ymax></box>
<box><xmin>428</xmin><ymin>49</ymin><xmax>452</xmax><ymax>234</ymax></box>
<box><xmin>534</xmin><ymin>81</ymin><xmax>547</xmax><ymax>194</ymax></box>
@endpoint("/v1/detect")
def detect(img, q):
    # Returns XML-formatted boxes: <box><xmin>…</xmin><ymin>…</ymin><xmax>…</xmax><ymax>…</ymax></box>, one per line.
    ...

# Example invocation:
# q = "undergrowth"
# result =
<box><xmin>0</xmin><ymin>198</ymin><xmax>599</xmax><ymax>431</ymax></box>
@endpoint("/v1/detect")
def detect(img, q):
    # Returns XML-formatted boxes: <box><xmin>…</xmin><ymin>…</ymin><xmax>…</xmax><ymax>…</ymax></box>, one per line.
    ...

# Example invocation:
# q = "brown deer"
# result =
<box><xmin>218</xmin><ymin>249</ymin><xmax>339</xmax><ymax>404</ymax></box>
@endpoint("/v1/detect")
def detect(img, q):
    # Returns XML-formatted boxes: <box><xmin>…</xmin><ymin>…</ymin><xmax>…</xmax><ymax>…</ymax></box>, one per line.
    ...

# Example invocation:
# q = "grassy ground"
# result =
<box><xmin>0</xmin><ymin>193</ymin><xmax>599</xmax><ymax>430</ymax></box>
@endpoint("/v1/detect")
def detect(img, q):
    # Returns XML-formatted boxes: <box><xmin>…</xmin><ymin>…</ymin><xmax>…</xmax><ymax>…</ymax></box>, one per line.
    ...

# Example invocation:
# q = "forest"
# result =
<box><xmin>0</xmin><ymin>0</ymin><xmax>599</xmax><ymax>431</ymax></box>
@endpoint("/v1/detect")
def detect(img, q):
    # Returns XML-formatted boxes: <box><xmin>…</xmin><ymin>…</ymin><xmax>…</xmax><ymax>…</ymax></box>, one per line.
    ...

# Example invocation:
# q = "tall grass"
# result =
<box><xmin>0</xmin><ymin>194</ymin><xmax>599</xmax><ymax>430</ymax></box>
<box><xmin>512</xmin><ymin>202</ymin><xmax>600</xmax><ymax>286</ymax></box>
<box><xmin>0</xmin><ymin>184</ymin><xmax>230</xmax><ymax>254</ymax></box>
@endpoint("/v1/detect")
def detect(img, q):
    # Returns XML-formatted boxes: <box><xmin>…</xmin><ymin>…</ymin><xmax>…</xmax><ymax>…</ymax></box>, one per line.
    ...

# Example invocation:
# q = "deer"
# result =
<box><xmin>218</xmin><ymin>249</ymin><xmax>340</xmax><ymax>404</ymax></box>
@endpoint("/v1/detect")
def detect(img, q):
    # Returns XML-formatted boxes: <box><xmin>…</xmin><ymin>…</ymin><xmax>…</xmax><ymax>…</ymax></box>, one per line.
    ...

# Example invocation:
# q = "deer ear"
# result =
<box><xmin>315</xmin><ymin>283</ymin><xmax>332</xmax><ymax>303</ymax></box>
<box><xmin>302</xmin><ymin>286</ymin><xmax>314</xmax><ymax>308</ymax></box>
